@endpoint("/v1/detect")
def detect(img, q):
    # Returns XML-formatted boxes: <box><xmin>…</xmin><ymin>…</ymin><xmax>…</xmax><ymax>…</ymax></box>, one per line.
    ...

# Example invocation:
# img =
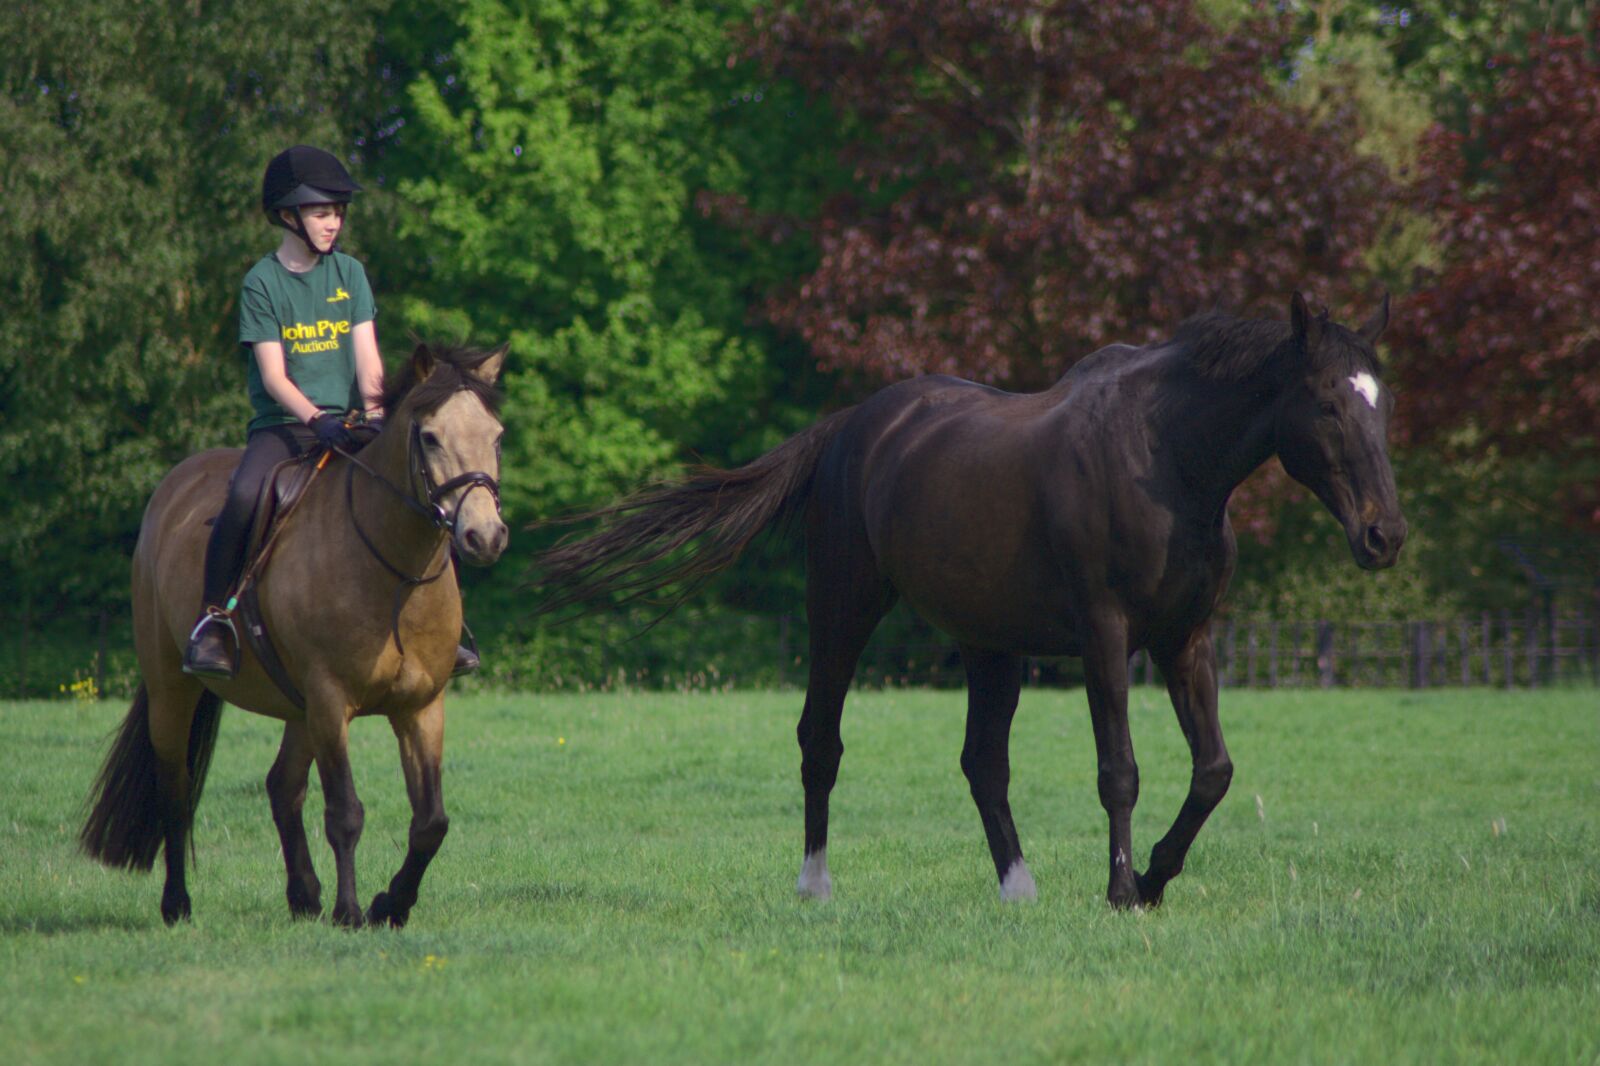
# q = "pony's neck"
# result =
<box><xmin>351</xmin><ymin>407</ymin><xmax>450</xmax><ymax>570</ymax></box>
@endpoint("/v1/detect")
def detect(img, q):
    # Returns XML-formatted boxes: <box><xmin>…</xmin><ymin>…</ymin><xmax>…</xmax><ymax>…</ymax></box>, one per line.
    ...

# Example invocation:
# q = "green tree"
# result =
<box><xmin>0</xmin><ymin>0</ymin><xmax>388</xmax><ymax>615</ymax></box>
<box><xmin>367</xmin><ymin>0</ymin><xmax>836</xmax><ymax>525</ymax></box>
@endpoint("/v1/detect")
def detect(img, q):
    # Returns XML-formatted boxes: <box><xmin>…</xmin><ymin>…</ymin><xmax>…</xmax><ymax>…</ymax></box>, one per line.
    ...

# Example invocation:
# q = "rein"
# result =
<box><xmin>338</xmin><ymin>418</ymin><xmax>501</xmax><ymax>657</ymax></box>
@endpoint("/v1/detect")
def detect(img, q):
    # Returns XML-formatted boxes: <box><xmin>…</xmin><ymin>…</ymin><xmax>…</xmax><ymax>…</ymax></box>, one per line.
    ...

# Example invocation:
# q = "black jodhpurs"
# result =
<box><xmin>200</xmin><ymin>423</ymin><xmax>319</xmax><ymax>608</ymax></box>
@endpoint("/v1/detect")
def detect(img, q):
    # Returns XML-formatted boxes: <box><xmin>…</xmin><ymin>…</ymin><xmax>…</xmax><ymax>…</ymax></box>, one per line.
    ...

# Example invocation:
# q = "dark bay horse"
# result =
<box><xmin>82</xmin><ymin>343</ymin><xmax>508</xmax><ymax>926</ymax></box>
<box><xmin>536</xmin><ymin>293</ymin><xmax>1404</xmax><ymax>907</ymax></box>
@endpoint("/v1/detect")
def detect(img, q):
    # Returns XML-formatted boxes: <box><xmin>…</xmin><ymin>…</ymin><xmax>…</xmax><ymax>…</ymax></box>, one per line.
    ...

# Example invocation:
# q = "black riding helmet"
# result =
<box><xmin>262</xmin><ymin>145</ymin><xmax>361</xmax><ymax>255</ymax></box>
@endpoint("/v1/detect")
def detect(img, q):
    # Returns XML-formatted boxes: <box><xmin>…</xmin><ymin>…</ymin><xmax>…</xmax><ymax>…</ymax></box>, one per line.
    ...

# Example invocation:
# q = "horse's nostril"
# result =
<box><xmin>1364</xmin><ymin>525</ymin><xmax>1388</xmax><ymax>557</ymax></box>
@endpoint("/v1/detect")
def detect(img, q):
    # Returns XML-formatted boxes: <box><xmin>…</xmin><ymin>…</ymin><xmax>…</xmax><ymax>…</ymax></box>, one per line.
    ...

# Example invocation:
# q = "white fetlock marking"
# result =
<box><xmin>796</xmin><ymin>850</ymin><xmax>832</xmax><ymax>900</ymax></box>
<box><xmin>999</xmin><ymin>860</ymin><xmax>1037</xmax><ymax>902</ymax></box>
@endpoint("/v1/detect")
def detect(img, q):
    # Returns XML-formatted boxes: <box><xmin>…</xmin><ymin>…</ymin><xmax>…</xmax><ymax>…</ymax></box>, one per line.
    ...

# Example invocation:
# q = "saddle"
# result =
<box><xmin>191</xmin><ymin>451</ymin><xmax>329</xmax><ymax>709</ymax></box>
<box><xmin>227</xmin><ymin>452</ymin><xmax>328</xmax><ymax>710</ymax></box>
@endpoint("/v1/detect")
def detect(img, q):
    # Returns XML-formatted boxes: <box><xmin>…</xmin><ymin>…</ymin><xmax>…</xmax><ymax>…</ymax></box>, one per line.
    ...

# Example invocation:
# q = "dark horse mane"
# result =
<box><xmin>380</xmin><ymin>341</ymin><xmax>505</xmax><ymax>419</ymax></box>
<box><xmin>1170</xmin><ymin>309</ymin><xmax>1382</xmax><ymax>382</ymax></box>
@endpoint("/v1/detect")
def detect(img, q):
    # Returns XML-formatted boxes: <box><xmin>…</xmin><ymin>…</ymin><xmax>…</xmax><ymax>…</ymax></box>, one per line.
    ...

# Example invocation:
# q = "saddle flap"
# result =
<box><xmin>244</xmin><ymin>454</ymin><xmax>321</xmax><ymax>563</ymax></box>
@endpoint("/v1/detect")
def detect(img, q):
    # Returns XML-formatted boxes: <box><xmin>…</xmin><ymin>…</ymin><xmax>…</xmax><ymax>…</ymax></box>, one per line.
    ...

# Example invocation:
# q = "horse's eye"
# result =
<box><xmin>420</xmin><ymin>430</ymin><xmax>441</xmax><ymax>449</ymax></box>
<box><xmin>1319</xmin><ymin>401</ymin><xmax>1338</xmax><ymax>418</ymax></box>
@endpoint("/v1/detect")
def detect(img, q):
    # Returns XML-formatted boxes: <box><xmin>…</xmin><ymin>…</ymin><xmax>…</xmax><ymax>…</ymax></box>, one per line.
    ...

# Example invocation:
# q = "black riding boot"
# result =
<box><xmin>183</xmin><ymin>607</ymin><xmax>240</xmax><ymax>680</ymax></box>
<box><xmin>451</xmin><ymin>622</ymin><xmax>480</xmax><ymax>677</ymax></box>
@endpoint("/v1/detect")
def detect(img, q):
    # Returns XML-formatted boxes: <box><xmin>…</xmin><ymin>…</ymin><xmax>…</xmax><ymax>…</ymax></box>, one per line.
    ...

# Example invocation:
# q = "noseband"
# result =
<box><xmin>407</xmin><ymin>421</ymin><xmax>502</xmax><ymax>533</ymax></box>
<box><xmin>338</xmin><ymin>409</ymin><xmax>502</xmax><ymax>656</ymax></box>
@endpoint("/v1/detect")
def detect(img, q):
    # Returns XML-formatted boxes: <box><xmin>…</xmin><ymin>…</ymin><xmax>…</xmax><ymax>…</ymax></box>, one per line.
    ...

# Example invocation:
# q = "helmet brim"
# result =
<box><xmin>268</xmin><ymin>182</ymin><xmax>359</xmax><ymax>210</ymax></box>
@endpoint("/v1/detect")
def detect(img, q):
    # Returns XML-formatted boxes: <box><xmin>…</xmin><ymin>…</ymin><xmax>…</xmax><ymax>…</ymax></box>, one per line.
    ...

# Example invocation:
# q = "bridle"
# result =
<box><xmin>337</xmin><ymin>407</ymin><xmax>503</xmax><ymax>655</ymax></box>
<box><xmin>405</xmin><ymin>420</ymin><xmax>502</xmax><ymax>533</ymax></box>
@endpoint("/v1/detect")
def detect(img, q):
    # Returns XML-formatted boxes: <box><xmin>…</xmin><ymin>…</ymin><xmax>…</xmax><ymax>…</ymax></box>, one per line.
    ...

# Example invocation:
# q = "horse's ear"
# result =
<box><xmin>1359</xmin><ymin>291</ymin><xmax>1391</xmax><ymax>345</ymax></box>
<box><xmin>1289</xmin><ymin>291</ymin><xmax>1319</xmax><ymax>352</ymax></box>
<box><xmin>409</xmin><ymin>342</ymin><xmax>437</xmax><ymax>382</ymax></box>
<box><xmin>470</xmin><ymin>343</ymin><xmax>509</xmax><ymax>385</ymax></box>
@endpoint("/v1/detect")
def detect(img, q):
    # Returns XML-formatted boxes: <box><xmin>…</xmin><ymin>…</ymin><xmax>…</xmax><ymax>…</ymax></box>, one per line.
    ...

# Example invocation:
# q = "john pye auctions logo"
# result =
<box><xmin>281</xmin><ymin>318</ymin><xmax>352</xmax><ymax>355</ymax></box>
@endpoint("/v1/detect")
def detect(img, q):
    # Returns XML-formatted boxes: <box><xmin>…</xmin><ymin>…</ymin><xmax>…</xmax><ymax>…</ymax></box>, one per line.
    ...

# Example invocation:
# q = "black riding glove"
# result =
<box><xmin>310</xmin><ymin>412</ymin><xmax>356</xmax><ymax>451</ymax></box>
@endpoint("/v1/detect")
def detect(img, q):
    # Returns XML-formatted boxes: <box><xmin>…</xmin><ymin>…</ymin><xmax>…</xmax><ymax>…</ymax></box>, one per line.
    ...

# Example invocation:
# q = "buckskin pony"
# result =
<box><xmin>536</xmin><ymin>294</ymin><xmax>1404</xmax><ymax>907</ymax></box>
<box><xmin>82</xmin><ymin>342</ymin><xmax>508</xmax><ymax>927</ymax></box>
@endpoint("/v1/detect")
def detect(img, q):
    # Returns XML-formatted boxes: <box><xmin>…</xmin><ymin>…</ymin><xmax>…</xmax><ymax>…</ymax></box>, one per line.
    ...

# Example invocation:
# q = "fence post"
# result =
<box><xmin>1224</xmin><ymin>621</ymin><xmax>1237</xmax><ymax>688</ymax></box>
<box><xmin>1420</xmin><ymin>617</ymin><xmax>1433</xmax><ymax>685</ymax></box>
<box><xmin>1526</xmin><ymin>604</ymin><xmax>1540</xmax><ymax>689</ymax></box>
<box><xmin>1501</xmin><ymin>609</ymin><xmax>1514</xmax><ymax>688</ymax></box>
<box><xmin>1545</xmin><ymin>595</ymin><xmax>1558</xmax><ymax>686</ymax></box>
<box><xmin>1480</xmin><ymin>611</ymin><xmax>1492</xmax><ymax>687</ymax></box>
<box><xmin>96</xmin><ymin>610</ymin><xmax>109</xmax><ymax>698</ymax></box>
<box><xmin>777</xmin><ymin>614</ymin><xmax>790</xmax><ymax>689</ymax></box>
<box><xmin>1268</xmin><ymin>623</ymin><xmax>1280</xmax><ymax>688</ymax></box>
<box><xmin>1349</xmin><ymin>625</ymin><xmax>1361</xmax><ymax>687</ymax></box>
<box><xmin>1246</xmin><ymin>624</ymin><xmax>1258</xmax><ymax>689</ymax></box>
<box><xmin>1316</xmin><ymin>621</ymin><xmax>1334</xmax><ymax>688</ymax></box>
<box><xmin>18</xmin><ymin>601</ymin><xmax>29</xmax><ymax>700</ymax></box>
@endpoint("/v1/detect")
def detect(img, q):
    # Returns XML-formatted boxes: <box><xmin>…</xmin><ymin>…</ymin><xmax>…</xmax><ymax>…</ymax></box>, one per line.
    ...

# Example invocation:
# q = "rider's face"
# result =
<box><xmin>283</xmin><ymin>202</ymin><xmax>345</xmax><ymax>253</ymax></box>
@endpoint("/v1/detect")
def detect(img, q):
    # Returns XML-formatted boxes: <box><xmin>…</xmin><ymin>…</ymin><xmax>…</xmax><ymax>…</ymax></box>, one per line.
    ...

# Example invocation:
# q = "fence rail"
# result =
<box><xmin>4</xmin><ymin>606</ymin><xmax>1597</xmax><ymax>698</ymax></box>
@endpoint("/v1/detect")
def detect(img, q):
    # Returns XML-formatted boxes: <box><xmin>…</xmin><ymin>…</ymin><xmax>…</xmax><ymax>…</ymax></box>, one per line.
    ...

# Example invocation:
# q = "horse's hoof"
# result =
<box><xmin>1135</xmin><ymin>871</ymin><xmax>1165</xmax><ymax>909</ymax></box>
<box><xmin>1106</xmin><ymin>879</ymin><xmax>1142</xmax><ymax>910</ymax></box>
<box><xmin>998</xmin><ymin>860</ymin><xmax>1037</xmax><ymax>903</ymax></box>
<box><xmin>161</xmin><ymin>890</ymin><xmax>192</xmax><ymax>925</ymax></box>
<box><xmin>366</xmin><ymin>891</ymin><xmax>408</xmax><ymax>929</ymax></box>
<box><xmin>796</xmin><ymin>851</ymin><xmax>832</xmax><ymax>901</ymax></box>
<box><xmin>332</xmin><ymin>906</ymin><xmax>365</xmax><ymax>929</ymax></box>
<box><xmin>287</xmin><ymin>884</ymin><xmax>323</xmax><ymax>919</ymax></box>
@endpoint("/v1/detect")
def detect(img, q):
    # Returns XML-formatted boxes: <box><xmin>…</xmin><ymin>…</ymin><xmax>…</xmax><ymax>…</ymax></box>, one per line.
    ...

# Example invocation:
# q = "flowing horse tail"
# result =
<box><xmin>536</xmin><ymin>407</ymin><xmax>856</xmax><ymax>616</ymax></box>
<box><xmin>80</xmin><ymin>683</ymin><xmax>224</xmax><ymax>870</ymax></box>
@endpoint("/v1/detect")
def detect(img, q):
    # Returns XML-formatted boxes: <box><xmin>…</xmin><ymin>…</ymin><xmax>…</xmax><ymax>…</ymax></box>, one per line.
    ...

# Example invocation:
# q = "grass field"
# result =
<box><xmin>3</xmin><ymin>686</ymin><xmax>1597</xmax><ymax>1065</ymax></box>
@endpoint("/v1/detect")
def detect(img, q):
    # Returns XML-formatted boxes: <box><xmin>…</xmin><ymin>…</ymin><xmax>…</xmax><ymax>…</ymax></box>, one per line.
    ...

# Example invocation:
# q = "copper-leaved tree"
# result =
<box><xmin>1390</xmin><ymin>16</ymin><xmax>1600</xmax><ymax>531</ymax></box>
<box><xmin>740</xmin><ymin>0</ymin><xmax>1393</xmax><ymax>390</ymax></box>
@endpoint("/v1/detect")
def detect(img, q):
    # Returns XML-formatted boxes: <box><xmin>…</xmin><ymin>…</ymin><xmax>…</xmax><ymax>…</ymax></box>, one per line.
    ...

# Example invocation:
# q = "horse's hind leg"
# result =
<box><xmin>367</xmin><ymin>696</ymin><xmax>449</xmax><ymax>929</ymax></box>
<box><xmin>266</xmin><ymin>722</ymin><xmax>322</xmax><ymax>918</ymax></box>
<box><xmin>795</xmin><ymin>536</ymin><xmax>895</xmax><ymax>900</ymax></box>
<box><xmin>144</xmin><ymin>676</ymin><xmax>220</xmax><ymax>924</ymax></box>
<box><xmin>958</xmin><ymin>646</ymin><xmax>1034</xmax><ymax>901</ymax></box>
<box><xmin>1139</xmin><ymin>628</ymin><xmax>1232</xmax><ymax>907</ymax></box>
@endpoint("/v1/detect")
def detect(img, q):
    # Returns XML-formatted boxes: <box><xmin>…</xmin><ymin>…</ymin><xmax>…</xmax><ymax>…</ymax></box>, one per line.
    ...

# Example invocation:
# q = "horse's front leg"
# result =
<box><xmin>367</xmin><ymin>696</ymin><xmax>449</xmax><ymax>929</ymax></box>
<box><xmin>1082</xmin><ymin>613</ymin><xmax>1140</xmax><ymax>909</ymax></box>
<box><xmin>1140</xmin><ymin>627</ymin><xmax>1232</xmax><ymax>907</ymax></box>
<box><xmin>266</xmin><ymin>721</ymin><xmax>322</xmax><ymax>918</ymax></box>
<box><xmin>307</xmin><ymin>694</ymin><xmax>365</xmax><ymax>927</ymax></box>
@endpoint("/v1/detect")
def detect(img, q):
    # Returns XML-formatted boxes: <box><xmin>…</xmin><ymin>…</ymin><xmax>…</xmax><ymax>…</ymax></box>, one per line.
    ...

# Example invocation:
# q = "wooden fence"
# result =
<box><xmin>6</xmin><ymin>606</ymin><xmax>1598</xmax><ymax>697</ymax></box>
<box><xmin>1129</xmin><ymin>610</ymin><xmax>1600</xmax><ymax>689</ymax></box>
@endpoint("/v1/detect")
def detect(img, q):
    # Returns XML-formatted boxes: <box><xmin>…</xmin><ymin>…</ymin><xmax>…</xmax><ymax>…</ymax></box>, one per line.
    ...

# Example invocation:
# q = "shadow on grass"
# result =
<box><xmin>486</xmin><ymin>880</ymin><xmax>679</xmax><ymax>914</ymax></box>
<box><xmin>0</xmin><ymin>910</ymin><xmax>154</xmax><ymax>935</ymax></box>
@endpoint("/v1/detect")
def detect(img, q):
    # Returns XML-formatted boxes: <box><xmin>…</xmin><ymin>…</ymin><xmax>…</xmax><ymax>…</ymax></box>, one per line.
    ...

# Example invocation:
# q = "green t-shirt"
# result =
<box><xmin>239</xmin><ymin>251</ymin><xmax>377</xmax><ymax>433</ymax></box>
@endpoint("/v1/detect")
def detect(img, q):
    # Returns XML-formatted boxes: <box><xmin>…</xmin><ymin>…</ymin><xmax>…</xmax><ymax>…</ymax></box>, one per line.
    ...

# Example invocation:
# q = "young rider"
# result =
<box><xmin>184</xmin><ymin>145</ymin><xmax>479</xmax><ymax>680</ymax></box>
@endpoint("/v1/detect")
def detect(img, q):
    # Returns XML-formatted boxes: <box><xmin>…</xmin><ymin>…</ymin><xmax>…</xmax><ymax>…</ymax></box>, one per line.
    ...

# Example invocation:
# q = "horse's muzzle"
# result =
<box><xmin>456</xmin><ymin>519</ymin><xmax>509</xmax><ymax>567</ymax></box>
<box><xmin>1352</xmin><ymin>514</ymin><xmax>1406</xmax><ymax>570</ymax></box>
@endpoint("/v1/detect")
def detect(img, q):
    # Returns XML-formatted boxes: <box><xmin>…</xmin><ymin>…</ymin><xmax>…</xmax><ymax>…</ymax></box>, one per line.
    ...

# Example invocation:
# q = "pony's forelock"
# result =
<box><xmin>381</xmin><ymin>342</ymin><xmax>505</xmax><ymax>421</ymax></box>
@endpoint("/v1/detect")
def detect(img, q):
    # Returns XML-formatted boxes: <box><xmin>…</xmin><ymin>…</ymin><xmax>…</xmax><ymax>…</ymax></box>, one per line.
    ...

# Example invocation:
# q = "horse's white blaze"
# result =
<box><xmin>797</xmin><ymin>850</ymin><xmax>832</xmax><ymax>900</ymax></box>
<box><xmin>1349</xmin><ymin>372</ymin><xmax>1379</xmax><ymax>409</ymax></box>
<box><xmin>999</xmin><ymin>860</ymin><xmax>1037</xmax><ymax>902</ymax></box>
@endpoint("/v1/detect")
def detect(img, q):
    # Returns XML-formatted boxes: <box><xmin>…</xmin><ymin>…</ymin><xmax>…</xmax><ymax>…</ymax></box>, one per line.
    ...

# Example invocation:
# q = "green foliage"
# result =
<box><xmin>5</xmin><ymin>690</ymin><xmax>1598</xmax><ymax>1063</ymax></box>
<box><xmin>368</xmin><ymin>0</ymin><xmax>832</xmax><ymax>515</ymax></box>
<box><xmin>0</xmin><ymin>0</ymin><xmax>389</xmax><ymax>610</ymax></box>
<box><xmin>2</xmin><ymin>0</ymin><xmax>1592</xmax><ymax>685</ymax></box>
